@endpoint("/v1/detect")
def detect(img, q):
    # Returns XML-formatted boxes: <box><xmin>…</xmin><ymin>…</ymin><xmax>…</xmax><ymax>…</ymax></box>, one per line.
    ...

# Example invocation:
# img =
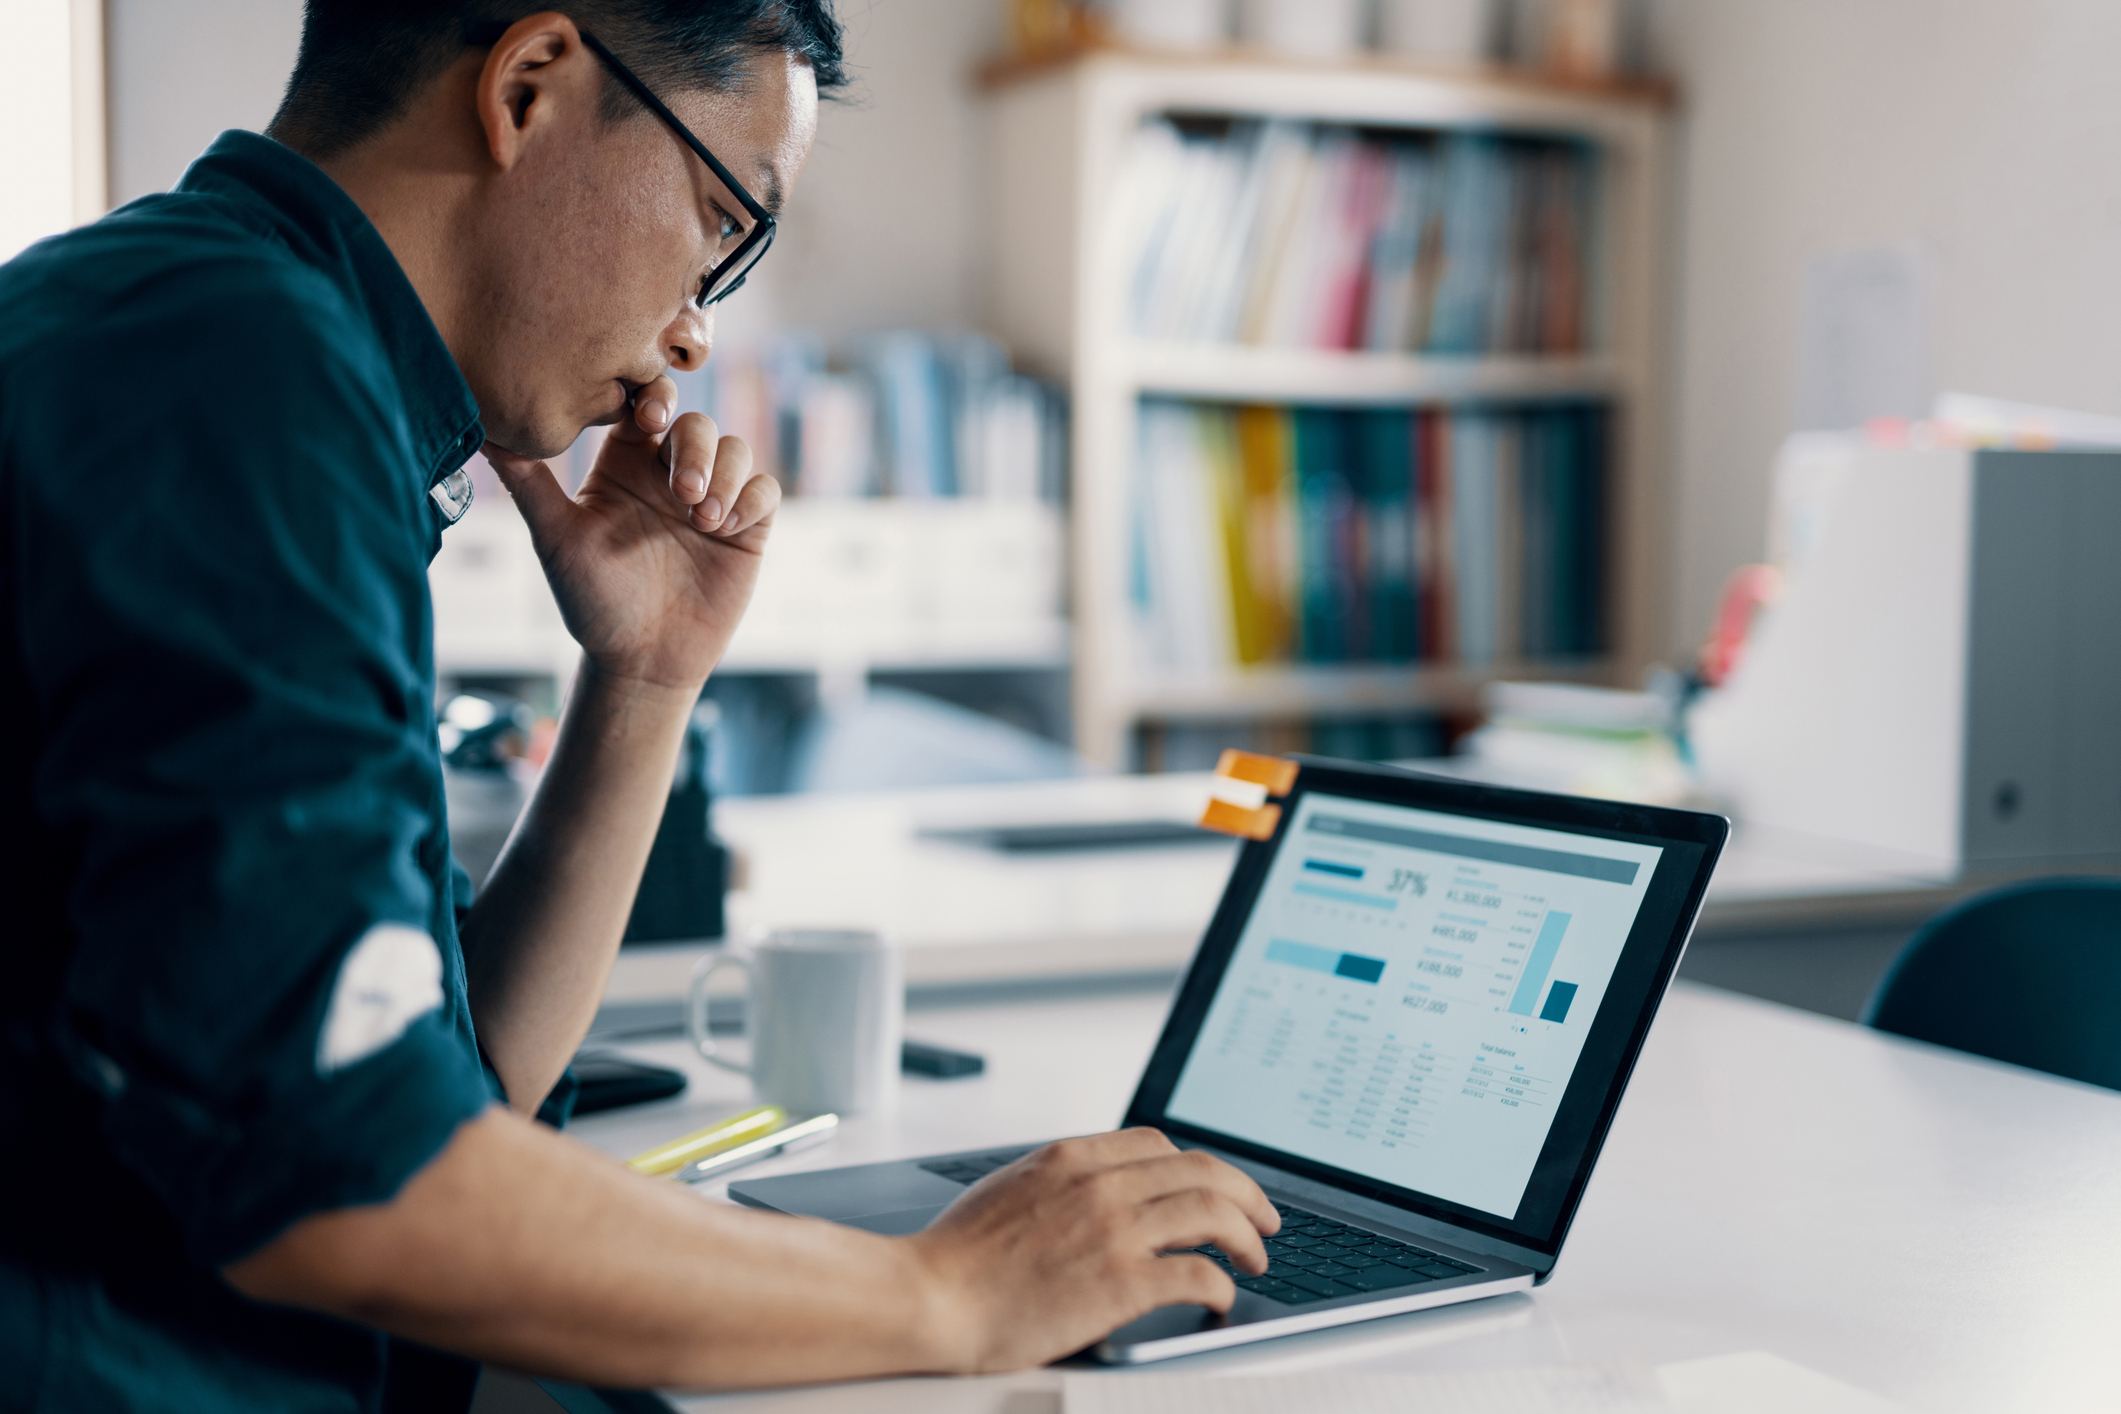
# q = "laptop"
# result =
<box><xmin>731</xmin><ymin>757</ymin><xmax>1728</xmax><ymax>1363</ymax></box>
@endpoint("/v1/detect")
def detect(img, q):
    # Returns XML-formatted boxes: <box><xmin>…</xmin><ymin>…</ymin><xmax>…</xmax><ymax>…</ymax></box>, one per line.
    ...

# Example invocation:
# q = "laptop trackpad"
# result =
<box><xmin>730</xmin><ymin>1160</ymin><xmax>964</xmax><ymax>1222</ymax></box>
<box><xmin>840</xmin><ymin>1205</ymin><xmax>950</xmax><ymax>1235</ymax></box>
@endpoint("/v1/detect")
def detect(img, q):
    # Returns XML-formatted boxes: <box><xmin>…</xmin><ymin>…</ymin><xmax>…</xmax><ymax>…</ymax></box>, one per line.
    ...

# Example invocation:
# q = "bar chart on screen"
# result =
<box><xmin>1168</xmin><ymin>793</ymin><xmax>1664</xmax><ymax>1218</ymax></box>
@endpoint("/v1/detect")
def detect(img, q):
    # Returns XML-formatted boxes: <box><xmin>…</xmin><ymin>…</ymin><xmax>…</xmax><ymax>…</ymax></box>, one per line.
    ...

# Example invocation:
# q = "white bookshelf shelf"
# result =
<box><xmin>719</xmin><ymin>624</ymin><xmax>1071</xmax><ymax>676</ymax></box>
<box><xmin>981</xmin><ymin>50</ymin><xmax>1671</xmax><ymax>768</ymax></box>
<box><xmin>431</xmin><ymin>497</ymin><xmax>1068</xmax><ymax>688</ymax></box>
<box><xmin>1121</xmin><ymin>344</ymin><xmax>1625</xmax><ymax>405</ymax></box>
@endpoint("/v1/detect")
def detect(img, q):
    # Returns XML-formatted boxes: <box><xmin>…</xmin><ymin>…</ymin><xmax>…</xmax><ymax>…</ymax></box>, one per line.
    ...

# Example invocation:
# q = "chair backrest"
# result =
<box><xmin>1862</xmin><ymin>877</ymin><xmax>2121</xmax><ymax>1091</ymax></box>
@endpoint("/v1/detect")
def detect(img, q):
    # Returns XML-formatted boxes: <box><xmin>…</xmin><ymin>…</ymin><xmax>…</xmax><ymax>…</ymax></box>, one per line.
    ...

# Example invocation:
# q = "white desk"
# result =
<box><xmin>603</xmin><ymin>775</ymin><xmax>1993</xmax><ymax>1019</ymax></box>
<box><xmin>571</xmin><ymin>983</ymin><xmax>2121</xmax><ymax>1413</ymax></box>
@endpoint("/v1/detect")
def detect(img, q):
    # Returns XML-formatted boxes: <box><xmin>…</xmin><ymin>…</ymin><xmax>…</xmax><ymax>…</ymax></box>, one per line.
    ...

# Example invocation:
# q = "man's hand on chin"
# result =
<box><xmin>481</xmin><ymin>370</ymin><xmax>778</xmax><ymax>694</ymax></box>
<box><xmin>458</xmin><ymin>373</ymin><xmax>777</xmax><ymax>1110</ymax></box>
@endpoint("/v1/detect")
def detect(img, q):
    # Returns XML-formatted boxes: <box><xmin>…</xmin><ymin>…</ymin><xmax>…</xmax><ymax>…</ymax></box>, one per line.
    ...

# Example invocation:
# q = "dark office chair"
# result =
<box><xmin>1861</xmin><ymin>877</ymin><xmax>2121</xmax><ymax>1091</ymax></box>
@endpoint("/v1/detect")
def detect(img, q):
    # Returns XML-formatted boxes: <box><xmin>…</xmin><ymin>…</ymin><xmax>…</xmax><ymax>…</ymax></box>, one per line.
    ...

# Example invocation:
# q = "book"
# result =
<box><xmin>1357</xmin><ymin>408</ymin><xmax>1419</xmax><ymax>660</ymax></box>
<box><xmin>1129</xmin><ymin>400</ymin><xmax>1607</xmax><ymax>674</ymax></box>
<box><xmin>1199</xmin><ymin>406</ymin><xmax>1264</xmax><ymax>663</ymax></box>
<box><xmin>1363</xmin><ymin>143</ymin><xmax>1438</xmax><ymax>353</ymax></box>
<box><xmin>1494</xmin><ymin>410</ymin><xmax>1524</xmax><ymax>662</ymax></box>
<box><xmin>1315</xmin><ymin>141</ymin><xmax>1396</xmax><ymax>349</ymax></box>
<box><xmin>1236</xmin><ymin>127</ymin><xmax>1318</xmax><ymax>344</ymax></box>
<box><xmin>1293</xmin><ymin>407</ymin><xmax>1356</xmax><ymax>661</ymax></box>
<box><xmin>1416</xmin><ymin>405</ymin><xmax>1456</xmax><ymax>661</ymax></box>
<box><xmin>861</xmin><ymin>332</ymin><xmax>956</xmax><ymax>498</ymax></box>
<box><xmin>1258</xmin><ymin>133</ymin><xmax>1358</xmax><ymax>349</ymax></box>
<box><xmin>1119</xmin><ymin>120</ymin><xmax>1595</xmax><ymax>356</ymax></box>
<box><xmin>1428</xmin><ymin>135</ymin><xmax>1507</xmax><ymax>354</ymax></box>
<box><xmin>1135</xmin><ymin>400</ymin><xmax>1235</xmax><ymax>673</ymax></box>
<box><xmin>794</xmin><ymin>375</ymin><xmax>876</xmax><ymax>498</ymax></box>
<box><xmin>1451</xmin><ymin>409</ymin><xmax>1501</xmax><ymax>664</ymax></box>
<box><xmin>1236</xmin><ymin>404</ymin><xmax>1299</xmax><ymax>661</ymax></box>
<box><xmin>698</xmin><ymin>330</ymin><xmax>1064</xmax><ymax>505</ymax></box>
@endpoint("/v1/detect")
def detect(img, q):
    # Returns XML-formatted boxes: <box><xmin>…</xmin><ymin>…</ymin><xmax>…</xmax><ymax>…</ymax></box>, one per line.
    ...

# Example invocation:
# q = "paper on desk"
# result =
<box><xmin>1660</xmin><ymin>1352</ymin><xmax>1904</xmax><ymax>1414</ymax></box>
<box><xmin>1063</xmin><ymin>1352</ymin><xmax>1904</xmax><ymax>1414</ymax></box>
<box><xmin>1065</xmin><ymin>1360</ymin><xmax>1671</xmax><ymax>1414</ymax></box>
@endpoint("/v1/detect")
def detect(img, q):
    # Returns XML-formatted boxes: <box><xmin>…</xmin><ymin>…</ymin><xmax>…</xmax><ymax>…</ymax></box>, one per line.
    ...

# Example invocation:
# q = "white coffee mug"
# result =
<box><xmin>687</xmin><ymin>929</ymin><xmax>903</xmax><ymax>1116</ymax></box>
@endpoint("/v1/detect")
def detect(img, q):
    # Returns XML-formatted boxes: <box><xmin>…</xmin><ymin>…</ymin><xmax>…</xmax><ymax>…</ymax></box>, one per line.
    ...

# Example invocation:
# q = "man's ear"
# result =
<box><xmin>474</xmin><ymin>11</ymin><xmax>597</xmax><ymax>172</ymax></box>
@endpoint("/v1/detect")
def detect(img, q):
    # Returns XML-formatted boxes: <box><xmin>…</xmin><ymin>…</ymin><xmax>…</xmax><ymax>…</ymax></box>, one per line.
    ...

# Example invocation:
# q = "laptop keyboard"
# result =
<box><xmin>919</xmin><ymin>1151</ymin><xmax>1483</xmax><ymax>1307</ymax></box>
<box><xmin>1188</xmin><ymin>1202</ymin><xmax>1483</xmax><ymax>1306</ymax></box>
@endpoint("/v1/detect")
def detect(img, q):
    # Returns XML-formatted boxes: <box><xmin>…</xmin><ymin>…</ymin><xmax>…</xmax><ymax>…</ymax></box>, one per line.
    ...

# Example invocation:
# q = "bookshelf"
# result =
<box><xmin>431</xmin><ymin>496</ymin><xmax>1069</xmax><ymax>687</ymax></box>
<box><xmin>978</xmin><ymin>46</ymin><xmax>1672</xmax><ymax>768</ymax></box>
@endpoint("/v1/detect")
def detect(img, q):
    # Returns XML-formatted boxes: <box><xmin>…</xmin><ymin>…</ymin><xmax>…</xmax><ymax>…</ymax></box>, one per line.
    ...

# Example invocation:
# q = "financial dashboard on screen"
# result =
<box><xmin>1164</xmin><ymin>791</ymin><xmax>1664</xmax><ymax>1221</ymax></box>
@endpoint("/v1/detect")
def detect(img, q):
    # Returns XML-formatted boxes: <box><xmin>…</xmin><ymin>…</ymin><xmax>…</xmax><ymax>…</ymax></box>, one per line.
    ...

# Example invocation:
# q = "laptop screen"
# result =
<box><xmin>1130</xmin><ymin>761</ymin><xmax>1722</xmax><ymax>1258</ymax></box>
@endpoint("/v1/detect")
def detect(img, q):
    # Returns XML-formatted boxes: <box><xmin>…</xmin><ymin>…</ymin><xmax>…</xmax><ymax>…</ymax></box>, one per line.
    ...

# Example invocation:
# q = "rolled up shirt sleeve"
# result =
<box><xmin>18</xmin><ymin>258</ymin><xmax>495</xmax><ymax>1267</ymax></box>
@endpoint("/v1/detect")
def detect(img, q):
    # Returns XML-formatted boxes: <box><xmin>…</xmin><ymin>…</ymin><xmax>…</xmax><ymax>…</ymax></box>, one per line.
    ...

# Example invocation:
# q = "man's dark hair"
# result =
<box><xmin>271</xmin><ymin>1</ymin><xmax>847</xmax><ymax>158</ymax></box>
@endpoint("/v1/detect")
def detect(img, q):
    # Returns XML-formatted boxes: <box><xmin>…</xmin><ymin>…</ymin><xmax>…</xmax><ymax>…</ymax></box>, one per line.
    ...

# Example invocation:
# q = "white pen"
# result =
<box><xmin>678</xmin><ymin>1112</ymin><xmax>840</xmax><ymax>1184</ymax></box>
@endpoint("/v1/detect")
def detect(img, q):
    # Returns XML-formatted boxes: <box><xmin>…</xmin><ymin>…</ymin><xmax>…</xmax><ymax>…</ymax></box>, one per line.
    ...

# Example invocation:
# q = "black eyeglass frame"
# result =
<box><xmin>464</xmin><ymin>21</ymin><xmax>776</xmax><ymax>306</ymax></box>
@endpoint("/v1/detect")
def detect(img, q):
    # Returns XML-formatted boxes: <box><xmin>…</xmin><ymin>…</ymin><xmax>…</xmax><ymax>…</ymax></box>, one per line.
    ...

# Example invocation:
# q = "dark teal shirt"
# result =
<box><xmin>1</xmin><ymin>132</ymin><xmax>510</xmax><ymax>1412</ymax></box>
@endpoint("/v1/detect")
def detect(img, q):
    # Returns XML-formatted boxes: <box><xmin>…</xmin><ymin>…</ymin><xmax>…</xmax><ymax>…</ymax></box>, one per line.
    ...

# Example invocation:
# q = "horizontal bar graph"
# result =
<box><xmin>1266</xmin><ymin>938</ymin><xmax>1387</xmax><ymax>985</ymax></box>
<box><xmin>1302</xmin><ymin>859</ymin><xmax>1365</xmax><ymax>879</ymax></box>
<box><xmin>1292</xmin><ymin>882</ymin><xmax>1397</xmax><ymax>910</ymax></box>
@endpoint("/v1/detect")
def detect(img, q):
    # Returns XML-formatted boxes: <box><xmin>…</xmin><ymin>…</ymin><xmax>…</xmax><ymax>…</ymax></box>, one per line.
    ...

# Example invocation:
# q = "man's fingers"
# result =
<box><xmin>703</xmin><ymin>465</ymin><xmax>780</xmax><ymax>539</ymax></box>
<box><xmin>660</xmin><ymin>411</ymin><xmax>720</xmax><ymax>506</ymax></box>
<box><xmin>616</xmin><ymin>373</ymin><xmax>681</xmax><ymax>445</ymax></box>
<box><xmin>480</xmin><ymin>444</ymin><xmax>574</xmax><ymax>553</ymax></box>
<box><xmin>1137</xmin><ymin>1190</ymin><xmax>1269</xmax><ymax>1275</ymax></box>
<box><xmin>696</xmin><ymin>427</ymin><xmax>756</xmax><ymax>534</ymax></box>
<box><xmin>1142</xmin><ymin>1252</ymin><xmax>1239</xmax><ymax>1315</ymax></box>
<box><xmin>1089</xmin><ymin>1148</ymin><xmax>1280</xmax><ymax>1242</ymax></box>
<box><xmin>1024</xmin><ymin>1129</ymin><xmax>1178</xmax><ymax>1178</ymax></box>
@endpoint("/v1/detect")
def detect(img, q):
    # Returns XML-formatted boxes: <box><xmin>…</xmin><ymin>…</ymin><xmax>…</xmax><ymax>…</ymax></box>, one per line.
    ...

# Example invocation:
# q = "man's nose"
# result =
<box><xmin>664</xmin><ymin>304</ymin><xmax>712</xmax><ymax>374</ymax></box>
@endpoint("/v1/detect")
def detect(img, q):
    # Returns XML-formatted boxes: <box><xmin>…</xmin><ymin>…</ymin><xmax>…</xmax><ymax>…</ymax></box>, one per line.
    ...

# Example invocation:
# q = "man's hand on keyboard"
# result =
<box><xmin>905</xmin><ymin>1127</ymin><xmax>1280</xmax><ymax>1373</ymax></box>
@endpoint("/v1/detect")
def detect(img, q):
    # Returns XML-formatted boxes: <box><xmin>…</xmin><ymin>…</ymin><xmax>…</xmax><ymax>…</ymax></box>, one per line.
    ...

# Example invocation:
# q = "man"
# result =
<box><xmin>0</xmin><ymin>4</ymin><xmax>1277</xmax><ymax>1408</ymax></box>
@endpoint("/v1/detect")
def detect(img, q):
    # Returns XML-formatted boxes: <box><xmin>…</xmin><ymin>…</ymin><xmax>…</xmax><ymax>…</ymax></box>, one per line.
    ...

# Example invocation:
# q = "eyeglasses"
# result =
<box><xmin>465</xmin><ymin>23</ymin><xmax>776</xmax><ymax>306</ymax></box>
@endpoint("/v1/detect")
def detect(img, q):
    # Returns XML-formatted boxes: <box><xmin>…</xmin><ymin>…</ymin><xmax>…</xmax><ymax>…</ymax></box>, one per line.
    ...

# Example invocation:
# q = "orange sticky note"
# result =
<box><xmin>1199</xmin><ymin>797</ymin><xmax>1283</xmax><ymax>841</ymax></box>
<box><xmin>1213</xmin><ymin>750</ymin><xmax>1299</xmax><ymax>797</ymax></box>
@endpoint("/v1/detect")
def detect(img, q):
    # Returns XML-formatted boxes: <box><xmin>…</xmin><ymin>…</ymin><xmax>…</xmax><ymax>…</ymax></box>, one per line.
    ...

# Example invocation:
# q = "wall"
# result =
<box><xmin>1652</xmin><ymin>0</ymin><xmax>2121</xmax><ymax>653</ymax></box>
<box><xmin>2</xmin><ymin>0</ymin><xmax>83</xmax><ymax>262</ymax></box>
<box><xmin>729</xmin><ymin>0</ymin><xmax>1006</xmax><ymax>349</ymax></box>
<box><xmin>106</xmin><ymin>0</ymin><xmax>303</xmax><ymax>205</ymax></box>
<box><xmin>104</xmin><ymin>0</ymin><xmax>1004</xmax><ymax>352</ymax></box>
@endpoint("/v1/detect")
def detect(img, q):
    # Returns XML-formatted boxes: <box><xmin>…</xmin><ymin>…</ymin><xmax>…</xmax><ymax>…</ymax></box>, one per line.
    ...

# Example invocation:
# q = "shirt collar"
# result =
<box><xmin>175</xmin><ymin>131</ymin><xmax>485</xmax><ymax>491</ymax></box>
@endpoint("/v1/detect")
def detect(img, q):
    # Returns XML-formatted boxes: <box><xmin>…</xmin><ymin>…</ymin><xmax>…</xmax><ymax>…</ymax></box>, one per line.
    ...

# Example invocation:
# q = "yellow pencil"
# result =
<box><xmin>627</xmin><ymin>1105</ymin><xmax>786</xmax><ymax>1176</ymax></box>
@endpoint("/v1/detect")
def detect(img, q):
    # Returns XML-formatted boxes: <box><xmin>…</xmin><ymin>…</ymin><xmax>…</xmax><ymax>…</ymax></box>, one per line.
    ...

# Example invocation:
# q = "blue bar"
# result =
<box><xmin>1265</xmin><ymin>939</ymin><xmax>1385</xmax><ymax>985</ymax></box>
<box><xmin>1265</xmin><ymin>938</ymin><xmax>1340</xmax><ymax>974</ymax></box>
<box><xmin>1303</xmin><ymin>859</ymin><xmax>1365</xmax><ymax>879</ymax></box>
<box><xmin>1335</xmin><ymin>953</ymin><xmax>1386</xmax><ymax>983</ymax></box>
<box><xmin>1292</xmin><ymin>882</ymin><xmax>1397</xmax><ymax>910</ymax></box>
<box><xmin>1508</xmin><ymin>911</ymin><xmax>1572</xmax><ymax>1015</ymax></box>
<box><xmin>1539</xmin><ymin>980</ymin><xmax>1578</xmax><ymax>1023</ymax></box>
